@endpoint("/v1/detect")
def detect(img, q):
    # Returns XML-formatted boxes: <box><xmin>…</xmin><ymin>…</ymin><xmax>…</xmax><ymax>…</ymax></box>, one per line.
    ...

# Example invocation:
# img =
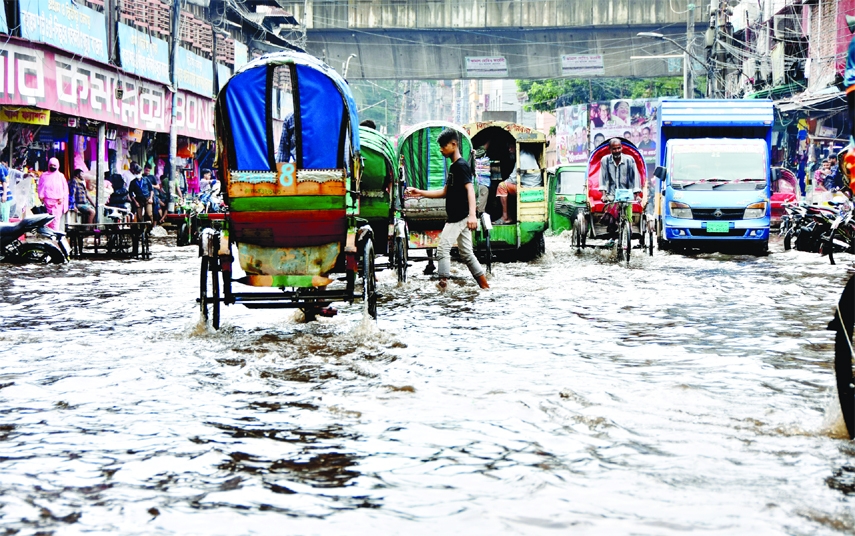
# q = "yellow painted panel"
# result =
<box><xmin>228</xmin><ymin>166</ymin><xmax>347</xmax><ymax>198</ymax></box>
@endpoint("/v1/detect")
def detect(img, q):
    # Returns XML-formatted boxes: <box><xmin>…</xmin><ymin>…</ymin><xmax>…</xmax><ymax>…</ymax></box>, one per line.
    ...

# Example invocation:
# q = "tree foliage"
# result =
<box><xmin>516</xmin><ymin>77</ymin><xmax>700</xmax><ymax>111</ymax></box>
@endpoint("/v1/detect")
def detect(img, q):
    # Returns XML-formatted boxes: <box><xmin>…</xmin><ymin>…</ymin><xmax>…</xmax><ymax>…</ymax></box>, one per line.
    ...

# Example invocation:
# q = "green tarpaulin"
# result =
<box><xmin>397</xmin><ymin>121</ymin><xmax>472</xmax><ymax>191</ymax></box>
<box><xmin>359</xmin><ymin>126</ymin><xmax>397</xmax><ymax>192</ymax></box>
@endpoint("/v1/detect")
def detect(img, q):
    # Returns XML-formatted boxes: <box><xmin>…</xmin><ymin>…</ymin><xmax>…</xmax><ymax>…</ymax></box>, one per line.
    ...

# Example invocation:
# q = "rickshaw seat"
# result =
<box><xmin>403</xmin><ymin>196</ymin><xmax>447</xmax><ymax>220</ymax></box>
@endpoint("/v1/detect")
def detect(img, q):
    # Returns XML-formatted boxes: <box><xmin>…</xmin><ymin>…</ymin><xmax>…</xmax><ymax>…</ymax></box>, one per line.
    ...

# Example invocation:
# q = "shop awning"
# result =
<box><xmin>775</xmin><ymin>89</ymin><xmax>846</xmax><ymax>113</ymax></box>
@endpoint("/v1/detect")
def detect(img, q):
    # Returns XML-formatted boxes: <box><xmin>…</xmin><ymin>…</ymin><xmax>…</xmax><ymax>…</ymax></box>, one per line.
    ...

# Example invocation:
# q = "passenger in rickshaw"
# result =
<box><xmin>474</xmin><ymin>149</ymin><xmax>491</xmax><ymax>213</ymax></box>
<box><xmin>405</xmin><ymin>128</ymin><xmax>490</xmax><ymax>290</ymax></box>
<box><xmin>494</xmin><ymin>146</ymin><xmax>542</xmax><ymax>224</ymax></box>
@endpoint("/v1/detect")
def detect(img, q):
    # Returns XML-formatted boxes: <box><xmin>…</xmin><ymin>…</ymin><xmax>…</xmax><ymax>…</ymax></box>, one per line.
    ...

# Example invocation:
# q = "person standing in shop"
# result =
<box><xmin>37</xmin><ymin>157</ymin><xmax>68</xmax><ymax>231</ymax></box>
<box><xmin>0</xmin><ymin>165</ymin><xmax>12</xmax><ymax>222</ymax></box>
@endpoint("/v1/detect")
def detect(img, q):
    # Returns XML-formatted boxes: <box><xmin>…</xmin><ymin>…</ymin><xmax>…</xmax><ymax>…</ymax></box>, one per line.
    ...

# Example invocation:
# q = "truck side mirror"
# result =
<box><xmin>653</xmin><ymin>166</ymin><xmax>666</xmax><ymax>180</ymax></box>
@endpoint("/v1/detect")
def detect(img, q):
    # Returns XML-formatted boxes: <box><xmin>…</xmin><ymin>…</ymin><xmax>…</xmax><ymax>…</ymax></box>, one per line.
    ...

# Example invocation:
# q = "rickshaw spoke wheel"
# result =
<box><xmin>200</xmin><ymin>257</ymin><xmax>209</xmax><ymax>321</ymax></box>
<box><xmin>211</xmin><ymin>257</ymin><xmax>220</xmax><ymax>330</ymax></box>
<box><xmin>363</xmin><ymin>239</ymin><xmax>377</xmax><ymax>319</ymax></box>
<box><xmin>648</xmin><ymin>227</ymin><xmax>655</xmax><ymax>256</ymax></box>
<box><xmin>395</xmin><ymin>236</ymin><xmax>407</xmax><ymax>283</ymax></box>
<box><xmin>620</xmin><ymin>221</ymin><xmax>632</xmax><ymax>266</ymax></box>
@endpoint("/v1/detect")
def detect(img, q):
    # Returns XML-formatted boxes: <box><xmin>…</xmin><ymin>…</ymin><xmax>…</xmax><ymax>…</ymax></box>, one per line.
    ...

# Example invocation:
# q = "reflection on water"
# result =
<box><xmin>1</xmin><ymin>235</ymin><xmax>854</xmax><ymax>533</ymax></box>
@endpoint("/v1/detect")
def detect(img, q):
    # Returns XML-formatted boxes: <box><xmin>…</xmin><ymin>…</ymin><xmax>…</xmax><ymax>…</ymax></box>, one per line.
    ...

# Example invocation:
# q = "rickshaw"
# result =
<box><xmin>770</xmin><ymin>166</ymin><xmax>799</xmax><ymax>226</ymax></box>
<box><xmin>198</xmin><ymin>51</ymin><xmax>376</xmax><ymax>329</ymax></box>
<box><xmin>396</xmin><ymin>121</ymin><xmax>472</xmax><ymax>279</ymax></box>
<box><xmin>548</xmin><ymin>164</ymin><xmax>589</xmax><ymax>250</ymax></box>
<box><xmin>358</xmin><ymin>126</ymin><xmax>405</xmax><ymax>281</ymax></box>
<box><xmin>585</xmin><ymin>138</ymin><xmax>651</xmax><ymax>256</ymax></box>
<box><xmin>463</xmin><ymin>121</ymin><xmax>549</xmax><ymax>262</ymax></box>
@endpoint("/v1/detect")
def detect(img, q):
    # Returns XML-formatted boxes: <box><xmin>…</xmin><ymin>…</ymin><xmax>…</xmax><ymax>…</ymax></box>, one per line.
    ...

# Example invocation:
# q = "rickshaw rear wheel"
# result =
<box><xmin>211</xmin><ymin>257</ymin><xmax>220</xmax><ymax>330</ymax></box>
<box><xmin>200</xmin><ymin>257</ymin><xmax>209</xmax><ymax>320</ymax></box>
<box><xmin>395</xmin><ymin>236</ymin><xmax>407</xmax><ymax>283</ymax></box>
<box><xmin>647</xmin><ymin>227</ymin><xmax>655</xmax><ymax>256</ymax></box>
<box><xmin>363</xmin><ymin>239</ymin><xmax>377</xmax><ymax>319</ymax></box>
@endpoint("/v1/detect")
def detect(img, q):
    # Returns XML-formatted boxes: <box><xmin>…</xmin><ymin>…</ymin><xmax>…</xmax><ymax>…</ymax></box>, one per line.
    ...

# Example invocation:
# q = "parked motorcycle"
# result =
<box><xmin>782</xmin><ymin>203</ymin><xmax>837</xmax><ymax>253</ymax></box>
<box><xmin>820</xmin><ymin>196</ymin><xmax>855</xmax><ymax>265</ymax></box>
<box><xmin>0</xmin><ymin>213</ymin><xmax>70</xmax><ymax>264</ymax></box>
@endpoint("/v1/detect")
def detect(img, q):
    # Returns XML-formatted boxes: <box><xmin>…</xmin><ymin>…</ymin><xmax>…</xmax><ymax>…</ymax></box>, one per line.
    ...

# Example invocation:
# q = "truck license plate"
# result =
<box><xmin>706</xmin><ymin>221</ymin><xmax>729</xmax><ymax>233</ymax></box>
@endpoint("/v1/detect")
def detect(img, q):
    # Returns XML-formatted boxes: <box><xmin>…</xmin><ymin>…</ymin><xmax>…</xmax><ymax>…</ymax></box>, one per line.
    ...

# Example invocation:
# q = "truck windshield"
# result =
<box><xmin>670</xmin><ymin>143</ymin><xmax>766</xmax><ymax>185</ymax></box>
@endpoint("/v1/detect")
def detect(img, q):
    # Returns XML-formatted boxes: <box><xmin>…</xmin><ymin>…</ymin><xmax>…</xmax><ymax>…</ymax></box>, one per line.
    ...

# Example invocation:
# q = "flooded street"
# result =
<box><xmin>2</xmin><ymin>234</ymin><xmax>855</xmax><ymax>534</ymax></box>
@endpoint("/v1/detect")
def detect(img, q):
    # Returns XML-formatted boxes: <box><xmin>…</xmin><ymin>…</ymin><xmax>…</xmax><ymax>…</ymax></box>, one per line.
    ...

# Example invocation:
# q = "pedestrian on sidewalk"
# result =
<box><xmin>37</xmin><ymin>157</ymin><xmax>68</xmax><ymax>231</ymax></box>
<box><xmin>406</xmin><ymin>128</ymin><xmax>489</xmax><ymax>290</ymax></box>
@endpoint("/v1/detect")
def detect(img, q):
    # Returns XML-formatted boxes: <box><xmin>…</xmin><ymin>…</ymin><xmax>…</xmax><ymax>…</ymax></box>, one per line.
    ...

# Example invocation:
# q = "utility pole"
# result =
<box><xmin>685</xmin><ymin>3</ymin><xmax>695</xmax><ymax>99</ymax></box>
<box><xmin>168</xmin><ymin>0</ymin><xmax>181</xmax><ymax>196</ymax></box>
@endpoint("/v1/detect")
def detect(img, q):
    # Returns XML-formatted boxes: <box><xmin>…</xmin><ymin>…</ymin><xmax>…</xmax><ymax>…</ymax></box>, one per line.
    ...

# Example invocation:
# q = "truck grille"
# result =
<box><xmin>692</xmin><ymin>208</ymin><xmax>744</xmax><ymax>221</ymax></box>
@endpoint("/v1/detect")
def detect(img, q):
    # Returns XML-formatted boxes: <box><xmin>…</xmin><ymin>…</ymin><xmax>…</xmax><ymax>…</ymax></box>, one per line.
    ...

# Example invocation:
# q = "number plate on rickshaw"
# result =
<box><xmin>706</xmin><ymin>221</ymin><xmax>729</xmax><ymax>233</ymax></box>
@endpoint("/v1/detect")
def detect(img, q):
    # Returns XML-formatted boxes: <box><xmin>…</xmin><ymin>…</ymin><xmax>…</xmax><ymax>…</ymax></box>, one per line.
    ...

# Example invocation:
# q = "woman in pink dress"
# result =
<box><xmin>37</xmin><ymin>158</ymin><xmax>68</xmax><ymax>231</ymax></box>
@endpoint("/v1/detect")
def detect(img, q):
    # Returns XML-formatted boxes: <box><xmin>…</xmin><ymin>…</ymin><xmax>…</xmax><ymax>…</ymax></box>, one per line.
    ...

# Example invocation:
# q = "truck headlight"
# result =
<box><xmin>669</xmin><ymin>201</ymin><xmax>693</xmax><ymax>219</ymax></box>
<box><xmin>744</xmin><ymin>202</ymin><xmax>767</xmax><ymax>220</ymax></box>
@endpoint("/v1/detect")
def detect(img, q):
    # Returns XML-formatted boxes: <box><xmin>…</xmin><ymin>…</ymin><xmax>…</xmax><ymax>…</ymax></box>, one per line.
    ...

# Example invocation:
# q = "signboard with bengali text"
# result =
<box><xmin>0</xmin><ymin>107</ymin><xmax>50</xmax><ymax>125</ymax></box>
<box><xmin>465</xmin><ymin>57</ymin><xmax>507</xmax><ymax>78</ymax></box>
<box><xmin>21</xmin><ymin>0</ymin><xmax>108</xmax><ymax>63</ymax></box>
<box><xmin>176</xmin><ymin>47</ymin><xmax>214</xmax><ymax>97</ymax></box>
<box><xmin>0</xmin><ymin>42</ymin><xmax>167</xmax><ymax>132</ymax></box>
<box><xmin>561</xmin><ymin>55</ymin><xmax>605</xmax><ymax>76</ymax></box>
<box><xmin>118</xmin><ymin>23</ymin><xmax>170</xmax><ymax>85</ymax></box>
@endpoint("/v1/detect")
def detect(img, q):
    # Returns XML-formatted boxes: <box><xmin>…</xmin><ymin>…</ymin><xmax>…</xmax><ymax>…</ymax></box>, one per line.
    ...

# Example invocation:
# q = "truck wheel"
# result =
<box><xmin>755</xmin><ymin>240</ymin><xmax>769</xmax><ymax>257</ymax></box>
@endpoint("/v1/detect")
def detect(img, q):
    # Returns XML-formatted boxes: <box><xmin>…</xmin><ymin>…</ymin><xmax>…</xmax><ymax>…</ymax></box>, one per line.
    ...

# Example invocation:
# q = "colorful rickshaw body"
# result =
<box><xmin>548</xmin><ymin>164</ymin><xmax>588</xmax><ymax>234</ymax></box>
<box><xmin>586</xmin><ymin>138</ymin><xmax>648</xmax><ymax>237</ymax></box>
<box><xmin>201</xmin><ymin>51</ymin><xmax>375</xmax><ymax>327</ymax></box>
<box><xmin>397</xmin><ymin>121</ymin><xmax>472</xmax><ymax>250</ymax></box>
<box><xmin>358</xmin><ymin>126</ymin><xmax>397</xmax><ymax>253</ymax></box>
<box><xmin>463</xmin><ymin>121</ymin><xmax>549</xmax><ymax>259</ymax></box>
<box><xmin>770</xmin><ymin>167</ymin><xmax>799</xmax><ymax>225</ymax></box>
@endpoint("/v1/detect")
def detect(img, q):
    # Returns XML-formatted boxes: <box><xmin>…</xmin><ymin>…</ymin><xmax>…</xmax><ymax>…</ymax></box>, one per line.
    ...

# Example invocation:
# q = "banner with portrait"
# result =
<box><xmin>554</xmin><ymin>104</ymin><xmax>588</xmax><ymax>165</ymax></box>
<box><xmin>589</xmin><ymin>99</ymin><xmax>659</xmax><ymax>162</ymax></box>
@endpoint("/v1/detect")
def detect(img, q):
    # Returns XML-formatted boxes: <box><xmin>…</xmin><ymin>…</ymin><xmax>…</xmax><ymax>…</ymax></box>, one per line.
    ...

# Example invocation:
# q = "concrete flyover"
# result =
<box><xmin>278</xmin><ymin>0</ymin><xmax>706</xmax><ymax>79</ymax></box>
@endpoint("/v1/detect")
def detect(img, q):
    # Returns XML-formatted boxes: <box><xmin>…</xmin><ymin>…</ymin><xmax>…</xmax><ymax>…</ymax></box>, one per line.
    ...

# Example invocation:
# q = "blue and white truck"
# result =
<box><xmin>654</xmin><ymin>98</ymin><xmax>774</xmax><ymax>254</ymax></box>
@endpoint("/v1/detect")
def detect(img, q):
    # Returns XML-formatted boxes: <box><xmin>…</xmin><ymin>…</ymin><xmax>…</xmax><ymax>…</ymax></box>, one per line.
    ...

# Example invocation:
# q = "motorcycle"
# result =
<box><xmin>784</xmin><ymin>203</ymin><xmax>836</xmax><ymax>253</ymax></box>
<box><xmin>0</xmin><ymin>213</ymin><xmax>70</xmax><ymax>264</ymax></box>
<box><xmin>820</xmin><ymin>196</ymin><xmax>855</xmax><ymax>265</ymax></box>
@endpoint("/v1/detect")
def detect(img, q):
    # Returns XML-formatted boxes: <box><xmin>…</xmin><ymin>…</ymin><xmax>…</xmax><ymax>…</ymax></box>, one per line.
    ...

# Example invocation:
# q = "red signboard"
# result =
<box><xmin>0</xmin><ymin>39</ymin><xmax>215</xmax><ymax>140</ymax></box>
<box><xmin>174</xmin><ymin>90</ymin><xmax>215</xmax><ymax>140</ymax></box>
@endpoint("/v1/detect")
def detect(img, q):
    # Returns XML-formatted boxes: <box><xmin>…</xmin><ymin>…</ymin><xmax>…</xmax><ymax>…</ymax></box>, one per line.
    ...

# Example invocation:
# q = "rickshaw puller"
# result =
<box><xmin>406</xmin><ymin>128</ymin><xmax>489</xmax><ymax>290</ymax></box>
<box><xmin>598</xmin><ymin>138</ymin><xmax>642</xmax><ymax>241</ymax></box>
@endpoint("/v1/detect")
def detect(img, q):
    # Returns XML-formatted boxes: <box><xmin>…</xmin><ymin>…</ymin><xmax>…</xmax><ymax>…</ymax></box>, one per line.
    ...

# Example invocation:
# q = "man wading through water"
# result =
<box><xmin>406</xmin><ymin>128</ymin><xmax>490</xmax><ymax>291</ymax></box>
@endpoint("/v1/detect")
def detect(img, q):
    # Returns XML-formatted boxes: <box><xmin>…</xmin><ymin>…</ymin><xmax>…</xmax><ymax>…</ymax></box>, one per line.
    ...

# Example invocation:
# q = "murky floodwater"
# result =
<box><xmin>1</xmin><ymin>234</ymin><xmax>854</xmax><ymax>534</ymax></box>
